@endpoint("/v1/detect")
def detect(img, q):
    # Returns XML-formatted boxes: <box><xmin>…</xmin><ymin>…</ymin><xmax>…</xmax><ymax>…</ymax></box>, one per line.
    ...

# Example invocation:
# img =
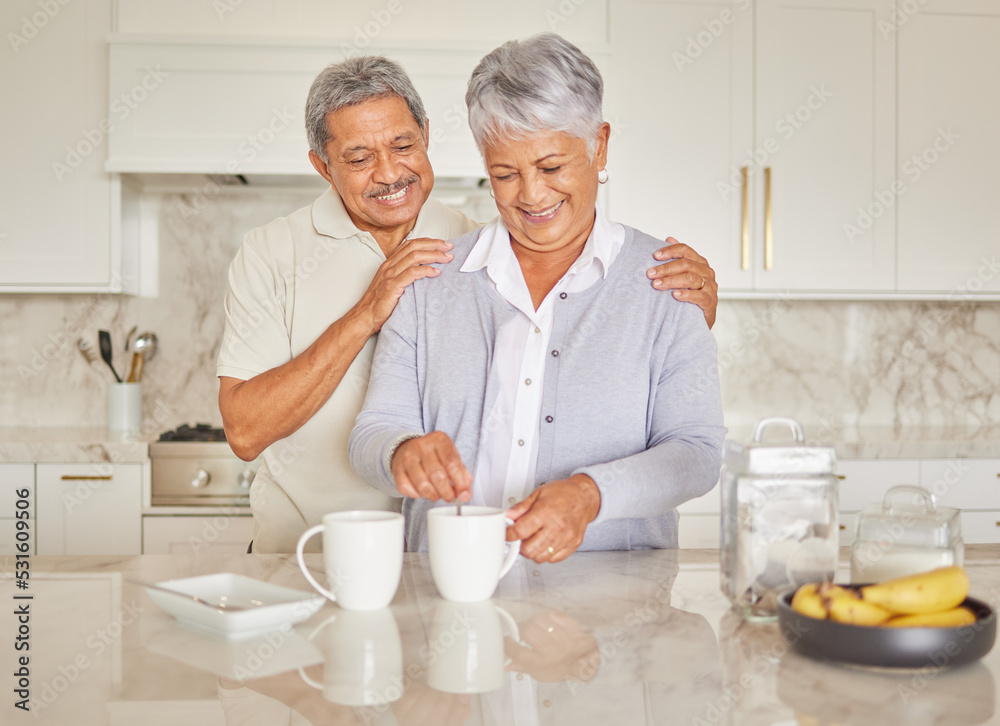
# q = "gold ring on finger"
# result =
<box><xmin>698</xmin><ymin>275</ymin><xmax>706</xmax><ymax>290</ymax></box>
<box><xmin>548</xmin><ymin>546</ymin><xmax>555</xmax><ymax>555</ymax></box>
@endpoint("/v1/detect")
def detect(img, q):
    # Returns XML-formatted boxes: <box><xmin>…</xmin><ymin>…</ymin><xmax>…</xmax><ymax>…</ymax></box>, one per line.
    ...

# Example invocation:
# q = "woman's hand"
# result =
<box><xmin>391</xmin><ymin>431</ymin><xmax>472</xmax><ymax>502</ymax></box>
<box><xmin>646</xmin><ymin>238</ymin><xmax>719</xmax><ymax>329</ymax></box>
<box><xmin>505</xmin><ymin>475</ymin><xmax>601</xmax><ymax>563</ymax></box>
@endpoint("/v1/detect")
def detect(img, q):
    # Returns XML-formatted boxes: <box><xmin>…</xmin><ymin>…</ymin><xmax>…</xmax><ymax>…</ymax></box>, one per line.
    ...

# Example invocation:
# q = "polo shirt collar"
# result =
<box><xmin>311</xmin><ymin>186</ymin><xmax>454</xmax><ymax>244</ymax></box>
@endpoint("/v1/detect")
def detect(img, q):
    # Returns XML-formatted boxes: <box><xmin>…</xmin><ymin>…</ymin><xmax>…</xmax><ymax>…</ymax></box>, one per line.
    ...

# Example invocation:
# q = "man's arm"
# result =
<box><xmin>647</xmin><ymin>238</ymin><xmax>719</xmax><ymax>329</ymax></box>
<box><xmin>219</xmin><ymin>236</ymin><xmax>454</xmax><ymax>461</ymax></box>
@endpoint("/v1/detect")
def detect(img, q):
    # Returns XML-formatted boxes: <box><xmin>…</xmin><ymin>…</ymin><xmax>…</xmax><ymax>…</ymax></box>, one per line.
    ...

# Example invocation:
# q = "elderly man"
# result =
<box><xmin>218</xmin><ymin>55</ymin><xmax>719</xmax><ymax>554</ymax></box>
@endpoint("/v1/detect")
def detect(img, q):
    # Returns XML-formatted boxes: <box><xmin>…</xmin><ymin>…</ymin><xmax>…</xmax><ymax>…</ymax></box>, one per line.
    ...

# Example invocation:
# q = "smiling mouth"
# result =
<box><xmin>375</xmin><ymin>184</ymin><xmax>409</xmax><ymax>202</ymax></box>
<box><xmin>522</xmin><ymin>201</ymin><xmax>564</xmax><ymax>219</ymax></box>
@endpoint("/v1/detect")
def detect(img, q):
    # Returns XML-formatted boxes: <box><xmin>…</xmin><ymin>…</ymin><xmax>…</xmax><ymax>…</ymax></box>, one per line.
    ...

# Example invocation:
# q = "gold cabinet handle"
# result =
<box><xmin>764</xmin><ymin>167</ymin><xmax>773</xmax><ymax>270</ymax></box>
<box><xmin>740</xmin><ymin>166</ymin><xmax>749</xmax><ymax>270</ymax></box>
<box><xmin>836</xmin><ymin>474</ymin><xmax>846</xmax><ymax>480</ymax></box>
<box><xmin>61</xmin><ymin>475</ymin><xmax>112</xmax><ymax>481</ymax></box>
<box><xmin>839</xmin><ymin>524</ymin><xmax>846</xmax><ymax>530</ymax></box>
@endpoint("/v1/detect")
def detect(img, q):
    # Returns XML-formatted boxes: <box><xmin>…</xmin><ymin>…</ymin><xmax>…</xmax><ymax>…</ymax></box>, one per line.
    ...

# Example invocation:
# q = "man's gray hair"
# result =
<box><xmin>465</xmin><ymin>33</ymin><xmax>604</xmax><ymax>157</ymax></box>
<box><xmin>305</xmin><ymin>55</ymin><xmax>428</xmax><ymax>162</ymax></box>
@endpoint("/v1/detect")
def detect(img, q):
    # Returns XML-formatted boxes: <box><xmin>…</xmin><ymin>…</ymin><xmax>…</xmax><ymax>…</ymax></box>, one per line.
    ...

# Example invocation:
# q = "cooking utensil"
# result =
<box><xmin>127</xmin><ymin>577</ymin><xmax>251</xmax><ymax>612</ymax></box>
<box><xmin>126</xmin><ymin>352</ymin><xmax>144</xmax><ymax>383</ymax></box>
<box><xmin>133</xmin><ymin>331</ymin><xmax>158</xmax><ymax>363</ymax></box>
<box><xmin>77</xmin><ymin>338</ymin><xmax>97</xmax><ymax>365</ymax></box>
<box><xmin>124</xmin><ymin>325</ymin><xmax>138</xmax><ymax>353</ymax></box>
<box><xmin>98</xmin><ymin>330</ymin><xmax>122</xmax><ymax>383</ymax></box>
<box><xmin>777</xmin><ymin>588</ymin><xmax>996</xmax><ymax>668</ymax></box>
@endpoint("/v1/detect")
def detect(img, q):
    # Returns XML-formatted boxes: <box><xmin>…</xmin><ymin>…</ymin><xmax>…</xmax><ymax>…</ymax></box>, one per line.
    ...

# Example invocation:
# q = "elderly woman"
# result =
<box><xmin>350</xmin><ymin>33</ymin><xmax>725</xmax><ymax>563</ymax></box>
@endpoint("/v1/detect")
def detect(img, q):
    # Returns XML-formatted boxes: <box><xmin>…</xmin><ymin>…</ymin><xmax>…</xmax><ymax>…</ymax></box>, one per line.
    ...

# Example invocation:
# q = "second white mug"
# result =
<box><xmin>428</xmin><ymin>506</ymin><xmax>521</xmax><ymax>602</ymax></box>
<box><xmin>296</xmin><ymin>510</ymin><xmax>404</xmax><ymax>611</ymax></box>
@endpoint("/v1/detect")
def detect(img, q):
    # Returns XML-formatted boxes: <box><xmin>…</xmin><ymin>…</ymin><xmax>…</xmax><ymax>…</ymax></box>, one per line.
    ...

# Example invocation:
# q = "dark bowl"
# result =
<box><xmin>777</xmin><ymin>588</ymin><xmax>996</xmax><ymax>669</ymax></box>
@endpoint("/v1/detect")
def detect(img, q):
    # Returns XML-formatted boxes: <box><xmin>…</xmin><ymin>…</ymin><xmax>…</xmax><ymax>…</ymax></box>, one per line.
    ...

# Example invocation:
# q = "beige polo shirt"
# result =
<box><xmin>217</xmin><ymin>187</ymin><xmax>480</xmax><ymax>553</ymax></box>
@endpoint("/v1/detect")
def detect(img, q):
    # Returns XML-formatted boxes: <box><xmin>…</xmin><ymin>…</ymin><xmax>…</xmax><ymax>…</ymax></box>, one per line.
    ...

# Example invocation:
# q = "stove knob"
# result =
<box><xmin>191</xmin><ymin>468</ymin><xmax>211</xmax><ymax>489</ymax></box>
<box><xmin>237</xmin><ymin>470</ymin><xmax>254</xmax><ymax>490</ymax></box>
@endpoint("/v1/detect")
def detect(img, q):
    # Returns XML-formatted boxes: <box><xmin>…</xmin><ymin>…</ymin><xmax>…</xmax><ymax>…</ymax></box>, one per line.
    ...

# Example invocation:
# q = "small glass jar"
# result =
<box><xmin>850</xmin><ymin>485</ymin><xmax>963</xmax><ymax>583</ymax></box>
<box><xmin>720</xmin><ymin>418</ymin><xmax>838</xmax><ymax>621</ymax></box>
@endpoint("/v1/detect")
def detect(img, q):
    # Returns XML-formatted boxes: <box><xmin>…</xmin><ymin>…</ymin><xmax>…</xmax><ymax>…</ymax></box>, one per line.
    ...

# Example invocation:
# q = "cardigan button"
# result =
<box><xmin>545</xmin><ymin>415</ymin><xmax>553</xmax><ymax>423</ymax></box>
<box><xmin>559</xmin><ymin>292</ymin><xmax>568</xmax><ymax>299</ymax></box>
<box><xmin>551</xmin><ymin>350</ymin><xmax>559</xmax><ymax>357</ymax></box>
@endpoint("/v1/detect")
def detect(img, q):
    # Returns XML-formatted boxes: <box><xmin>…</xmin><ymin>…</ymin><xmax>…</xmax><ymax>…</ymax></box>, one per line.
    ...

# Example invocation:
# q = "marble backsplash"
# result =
<box><xmin>1</xmin><ymin>190</ymin><xmax>997</xmax><ymax>436</ymax></box>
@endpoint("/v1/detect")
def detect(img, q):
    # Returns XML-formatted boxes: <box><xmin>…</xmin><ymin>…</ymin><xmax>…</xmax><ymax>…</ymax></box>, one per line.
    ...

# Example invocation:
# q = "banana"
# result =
<box><xmin>826</xmin><ymin>591</ymin><xmax>894</xmax><ymax>626</ymax></box>
<box><xmin>791</xmin><ymin>583</ymin><xmax>827</xmax><ymax>620</ymax></box>
<box><xmin>885</xmin><ymin>607</ymin><xmax>977</xmax><ymax>628</ymax></box>
<box><xmin>860</xmin><ymin>566</ymin><xmax>969</xmax><ymax>615</ymax></box>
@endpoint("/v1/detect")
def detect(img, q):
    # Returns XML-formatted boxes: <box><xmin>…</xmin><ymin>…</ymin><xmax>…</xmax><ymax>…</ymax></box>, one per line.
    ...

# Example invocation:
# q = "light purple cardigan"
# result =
<box><xmin>349</xmin><ymin>224</ymin><xmax>726</xmax><ymax>552</ymax></box>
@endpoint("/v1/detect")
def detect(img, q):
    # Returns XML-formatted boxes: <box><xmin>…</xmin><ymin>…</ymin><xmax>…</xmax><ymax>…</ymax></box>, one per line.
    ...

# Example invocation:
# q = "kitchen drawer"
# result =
<box><xmin>0</xmin><ymin>518</ymin><xmax>35</xmax><ymax>556</ymax></box>
<box><xmin>142</xmin><ymin>514</ymin><xmax>254</xmax><ymax>555</ymax></box>
<box><xmin>838</xmin><ymin>512</ymin><xmax>858</xmax><ymax>547</ymax></box>
<box><xmin>678</xmin><ymin>514</ymin><xmax>720</xmax><ymax>549</ymax></box>
<box><xmin>920</xmin><ymin>459</ymin><xmax>1000</xmax><ymax>510</ymax></box>
<box><xmin>836</xmin><ymin>459</ymin><xmax>921</xmax><ymax>511</ymax></box>
<box><xmin>36</xmin><ymin>463</ymin><xmax>142</xmax><ymax>555</ymax></box>
<box><xmin>955</xmin><ymin>511</ymin><xmax>1000</xmax><ymax>545</ymax></box>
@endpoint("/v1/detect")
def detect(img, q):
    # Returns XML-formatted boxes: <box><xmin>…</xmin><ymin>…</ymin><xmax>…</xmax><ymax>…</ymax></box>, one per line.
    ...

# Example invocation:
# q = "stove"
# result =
<box><xmin>150</xmin><ymin>425</ymin><xmax>256</xmax><ymax>507</ymax></box>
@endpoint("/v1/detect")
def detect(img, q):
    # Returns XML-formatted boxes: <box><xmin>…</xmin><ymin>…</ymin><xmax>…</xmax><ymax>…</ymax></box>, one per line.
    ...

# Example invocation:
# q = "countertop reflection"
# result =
<box><xmin>2</xmin><ymin>548</ymin><xmax>999</xmax><ymax>725</ymax></box>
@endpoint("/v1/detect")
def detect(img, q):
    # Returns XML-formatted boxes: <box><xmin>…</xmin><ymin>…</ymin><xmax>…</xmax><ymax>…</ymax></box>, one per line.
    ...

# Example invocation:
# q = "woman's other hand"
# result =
<box><xmin>646</xmin><ymin>238</ymin><xmax>719</xmax><ymax>329</ymax></box>
<box><xmin>391</xmin><ymin>431</ymin><xmax>473</xmax><ymax>503</ymax></box>
<box><xmin>505</xmin><ymin>474</ymin><xmax>601</xmax><ymax>563</ymax></box>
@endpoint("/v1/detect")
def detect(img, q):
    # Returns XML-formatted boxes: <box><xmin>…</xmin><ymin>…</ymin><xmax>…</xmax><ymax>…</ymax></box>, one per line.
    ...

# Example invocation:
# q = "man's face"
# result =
<box><xmin>312</xmin><ymin>95</ymin><xmax>434</xmax><ymax>235</ymax></box>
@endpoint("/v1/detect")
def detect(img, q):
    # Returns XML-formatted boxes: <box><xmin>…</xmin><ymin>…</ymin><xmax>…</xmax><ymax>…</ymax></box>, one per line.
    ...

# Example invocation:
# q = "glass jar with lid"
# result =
<box><xmin>849</xmin><ymin>485</ymin><xmax>963</xmax><ymax>583</ymax></box>
<box><xmin>720</xmin><ymin>417</ymin><xmax>839</xmax><ymax>621</ymax></box>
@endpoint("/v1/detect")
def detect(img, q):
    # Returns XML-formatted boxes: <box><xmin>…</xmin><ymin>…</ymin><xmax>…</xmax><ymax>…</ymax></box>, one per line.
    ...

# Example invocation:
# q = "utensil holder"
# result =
<box><xmin>108</xmin><ymin>383</ymin><xmax>142</xmax><ymax>432</ymax></box>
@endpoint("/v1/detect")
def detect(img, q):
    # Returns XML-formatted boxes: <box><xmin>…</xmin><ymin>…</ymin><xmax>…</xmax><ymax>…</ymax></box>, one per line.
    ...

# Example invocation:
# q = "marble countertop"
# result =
<box><xmin>3</xmin><ymin>548</ymin><xmax>1000</xmax><ymax>725</ymax></box>
<box><xmin>0</xmin><ymin>427</ymin><xmax>156</xmax><ymax>463</ymax></box>
<box><xmin>2</xmin><ymin>425</ymin><xmax>1000</xmax><ymax>464</ymax></box>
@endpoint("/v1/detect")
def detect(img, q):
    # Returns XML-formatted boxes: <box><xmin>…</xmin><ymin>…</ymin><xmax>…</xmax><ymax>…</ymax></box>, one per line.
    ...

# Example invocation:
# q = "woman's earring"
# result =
<box><xmin>489</xmin><ymin>185</ymin><xmax>496</xmax><ymax>198</ymax></box>
<box><xmin>598</xmin><ymin>169</ymin><xmax>609</xmax><ymax>185</ymax></box>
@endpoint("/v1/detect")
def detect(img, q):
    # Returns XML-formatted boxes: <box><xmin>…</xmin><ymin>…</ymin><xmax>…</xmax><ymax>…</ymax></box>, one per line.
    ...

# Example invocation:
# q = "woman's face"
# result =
<box><xmin>484</xmin><ymin>124</ymin><xmax>610</xmax><ymax>255</ymax></box>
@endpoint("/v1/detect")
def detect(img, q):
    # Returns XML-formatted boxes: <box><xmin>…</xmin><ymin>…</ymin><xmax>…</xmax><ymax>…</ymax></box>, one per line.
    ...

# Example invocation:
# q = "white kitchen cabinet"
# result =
<box><xmin>115</xmin><ymin>0</ymin><xmax>608</xmax><ymax>47</ymax></box>
<box><xmin>896</xmin><ymin>0</ymin><xmax>1000</xmax><ymax>293</ymax></box>
<box><xmin>142</xmin><ymin>514</ymin><xmax>254</xmax><ymax>555</ymax></box>
<box><xmin>920</xmin><ymin>459</ymin><xmax>1000</xmax><ymax>511</ymax></box>
<box><xmin>0</xmin><ymin>0</ymin><xmax>140</xmax><ymax>292</ymax></box>
<box><xmin>610</xmin><ymin>0</ymin><xmax>894</xmax><ymax>293</ymax></box>
<box><xmin>0</xmin><ymin>464</ymin><xmax>34</xmax><ymax>556</ymax></box>
<box><xmin>36</xmin><ymin>463</ymin><xmax>142</xmax><ymax>555</ymax></box>
<box><xmin>835</xmin><ymin>459</ymin><xmax>922</xmax><ymax>511</ymax></box>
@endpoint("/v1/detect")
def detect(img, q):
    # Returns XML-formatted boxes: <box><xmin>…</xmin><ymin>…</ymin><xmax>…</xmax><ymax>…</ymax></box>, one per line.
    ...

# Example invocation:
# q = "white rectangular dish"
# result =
<box><xmin>143</xmin><ymin>572</ymin><xmax>325</xmax><ymax>639</ymax></box>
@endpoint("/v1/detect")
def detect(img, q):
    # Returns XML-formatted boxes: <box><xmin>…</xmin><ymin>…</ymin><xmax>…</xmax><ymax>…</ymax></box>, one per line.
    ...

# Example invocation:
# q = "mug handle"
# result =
<box><xmin>297</xmin><ymin>613</ymin><xmax>338</xmax><ymax>690</ymax></box>
<box><xmin>498</xmin><ymin>517</ymin><xmax>521</xmax><ymax>580</ymax></box>
<box><xmin>296</xmin><ymin>524</ymin><xmax>339</xmax><ymax>602</ymax></box>
<box><xmin>494</xmin><ymin>604</ymin><xmax>524</xmax><ymax>667</ymax></box>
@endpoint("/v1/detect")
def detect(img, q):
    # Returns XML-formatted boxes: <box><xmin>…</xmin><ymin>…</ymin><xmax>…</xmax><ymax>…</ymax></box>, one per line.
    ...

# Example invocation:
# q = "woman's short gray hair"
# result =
<box><xmin>305</xmin><ymin>55</ymin><xmax>428</xmax><ymax>162</ymax></box>
<box><xmin>465</xmin><ymin>33</ymin><xmax>604</xmax><ymax>157</ymax></box>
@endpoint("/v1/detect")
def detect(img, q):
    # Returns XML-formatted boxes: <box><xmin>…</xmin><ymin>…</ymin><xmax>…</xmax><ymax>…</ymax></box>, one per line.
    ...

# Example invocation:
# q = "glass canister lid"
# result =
<box><xmin>726</xmin><ymin>417</ymin><xmax>836</xmax><ymax>475</ymax></box>
<box><xmin>854</xmin><ymin>485</ymin><xmax>962</xmax><ymax>547</ymax></box>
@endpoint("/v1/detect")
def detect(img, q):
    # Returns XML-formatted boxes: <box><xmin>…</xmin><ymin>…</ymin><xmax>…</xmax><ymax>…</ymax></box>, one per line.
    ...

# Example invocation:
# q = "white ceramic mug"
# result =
<box><xmin>298</xmin><ymin>609</ymin><xmax>403</xmax><ymax>707</ymax></box>
<box><xmin>296</xmin><ymin>510</ymin><xmax>404</xmax><ymax>611</ymax></box>
<box><xmin>428</xmin><ymin>599</ymin><xmax>521</xmax><ymax>694</ymax></box>
<box><xmin>428</xmin><ymin>506</ymin><xmax>521</xmax><ymax>602</ymax></box>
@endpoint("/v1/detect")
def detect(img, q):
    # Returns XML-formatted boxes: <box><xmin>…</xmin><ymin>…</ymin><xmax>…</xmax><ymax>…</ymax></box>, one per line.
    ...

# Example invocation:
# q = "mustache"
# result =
<box><xmin>365</xmin><ymin>175</ymin><xmax>419</xmax><ymax>199</ymax></box>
